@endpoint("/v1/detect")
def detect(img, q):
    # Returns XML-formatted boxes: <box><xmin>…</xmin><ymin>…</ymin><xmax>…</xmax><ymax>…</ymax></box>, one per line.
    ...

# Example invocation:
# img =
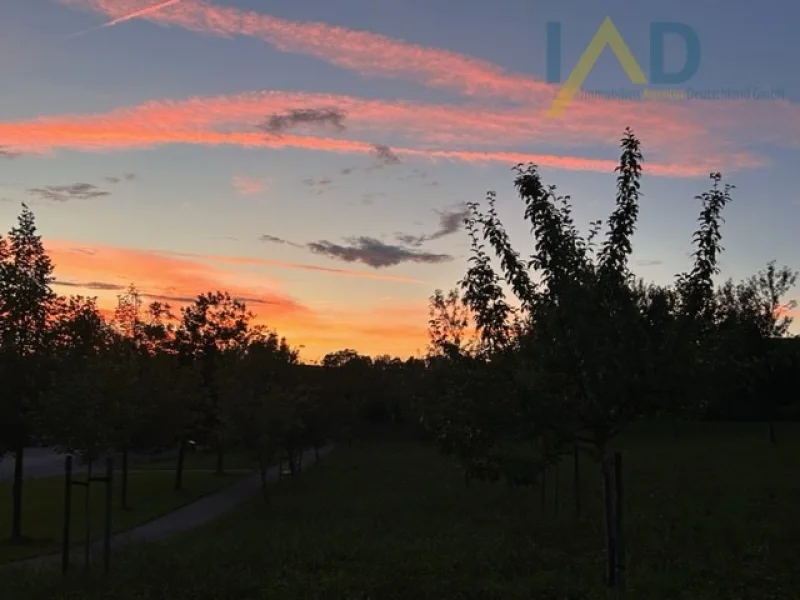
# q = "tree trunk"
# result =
<box><xmin>672</xmin><ymin>419</ymin><xmax>681</xmax><ymax>438</ymax></box>
<box><xmin>174</xmin><ymin>439</ymin><xmax>187</xmax><ymax>491</ymax></box>
<box><xmin>601</xmin><ymin>453</ymin><xmax>617</xmax><ymax>588</ymax></box>
<box><xmin>768</xmin><ymin>421</ymin><xmax>777</xmax><ymax>444</ymax></box>
<box><xmin>11</xmin><ymin>446</ymin><xmax>24</xmax><ymax>542</ymax></box>
<box><xmin>120</xmin><ymin>450</ymin><xmax>130</xmax><ymax>510</ymax></box>
<box><xmin>297</xmin><ymin>451</ymin><xmax>303</xmax><ymax>473</ymax></box>
<box><xmin>314</xmin><ymin>445</ymin><xmax>320</xmax><ymax>461</ymax></box>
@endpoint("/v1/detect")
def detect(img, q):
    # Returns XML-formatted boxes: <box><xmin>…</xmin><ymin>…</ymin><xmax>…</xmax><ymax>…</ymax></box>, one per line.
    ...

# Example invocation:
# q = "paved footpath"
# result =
<box><xmin>3</xmin><ymin>445</ymin><xmax>333</xmax><ymax>572</ymax></box>
<box><xmin>0</xmin><ymin>448</ymin><xmax>177</xmax><ymax>482</ymax></box>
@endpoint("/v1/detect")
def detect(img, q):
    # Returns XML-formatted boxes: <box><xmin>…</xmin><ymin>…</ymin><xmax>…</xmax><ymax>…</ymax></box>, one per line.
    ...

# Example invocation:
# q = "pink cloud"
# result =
<box><xmin>0</xmin><ymin>91</ymin><xmax>767</xmax><ymax>176</ymax></box>
<box><xmin>54</xmin><ymin>0</ymin><xmax>796</xmax><ymax>153</ymax></box>
<box><xmin>232</xmin><ymin>174</ymin><xmax>270</xmax><ymax>196</ymax></box>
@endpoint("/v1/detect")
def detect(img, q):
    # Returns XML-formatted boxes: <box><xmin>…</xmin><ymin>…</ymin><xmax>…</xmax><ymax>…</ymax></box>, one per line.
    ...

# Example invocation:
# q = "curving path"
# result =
<box><xmin>2</xmin><ymin>445</ymin><xmax>333</xmax><ymax>571</ymax></box>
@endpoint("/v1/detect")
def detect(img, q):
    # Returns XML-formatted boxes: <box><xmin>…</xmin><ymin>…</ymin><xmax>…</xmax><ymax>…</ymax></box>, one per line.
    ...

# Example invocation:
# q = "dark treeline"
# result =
<box><xmin>0</xmin><ymin>205</ymin><xmax>421</xmax><ymax>543</ymax></box>
<box><xmin>0</xmin><ymin>130</ymin><xmax>797</xmax><ymax>580</ymax></box>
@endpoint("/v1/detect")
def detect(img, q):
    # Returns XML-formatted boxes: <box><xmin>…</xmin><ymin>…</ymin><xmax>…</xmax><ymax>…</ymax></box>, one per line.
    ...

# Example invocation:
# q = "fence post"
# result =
<box><xmin>62</xmin><ymin>456</ymin><xmax>73</xmax><ymax>574</ymax></box>
<box><xmin>103</xmin><ymin>457</ymin><xmax>113</xmax><ymax>575</ymax></box>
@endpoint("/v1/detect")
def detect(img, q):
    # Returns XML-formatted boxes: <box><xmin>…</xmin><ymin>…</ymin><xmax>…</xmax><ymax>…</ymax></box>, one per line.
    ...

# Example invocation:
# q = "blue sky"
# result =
<box><xmin>1</xmin><ymin>0</ymin><xmax>797</xmax><ymax>359</ymax></box>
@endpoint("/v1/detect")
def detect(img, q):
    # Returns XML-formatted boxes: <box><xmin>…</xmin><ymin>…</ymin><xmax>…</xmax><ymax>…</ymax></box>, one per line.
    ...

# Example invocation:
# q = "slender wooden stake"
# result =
<box><xmin>540</xmin><ymin>466</ymin><xmax>547</xmax><ymax>512</ymax></box>
<box><xmin>553</xmin><ymin>458</ymin><xmax>559</xmax><ymax>516</ymax></box>
<box><xmin>573</xmin><ymin>442</ymin><xmax>581</xmax><ymax>518</ymax></box>
<box><xmin>120</xmin><ymin>450</ymin><xmax>129</xmax><ymax>510</ymax></box>
<box><xmin>602</xmin><ymin>455</ymin><xmax>617</xmax><ymax>588</ymax></box>
<box><xmin>84</xmin><ymin>460</ymin><xmax>93</xmax><ymax>575</ymax></box>
<box><xmin>614</xmin><ymin>452</ymin><xmax>625</xmax><ymax>590</ymax></box>
<box><xmin>62</xmin><ymin>456</ymin><xmax>73</xmax><ymax>574</ymax></box>
<box><xmin>103</xmin><ymin>457</ymin><xmax>113</xmax><ymax>575</ymax></box>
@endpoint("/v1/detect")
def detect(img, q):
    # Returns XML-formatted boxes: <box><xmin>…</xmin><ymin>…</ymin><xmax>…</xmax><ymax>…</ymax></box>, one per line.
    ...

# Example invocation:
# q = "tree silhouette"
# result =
<box><xmin>174</xmin><ymin>291</ymin><xmax>253</xmax><ymax>477</ymax></box>
<box><xmin>0</xmin><ymin>204</ymin><xmax>57</xmax><ymax>542</ymax></box>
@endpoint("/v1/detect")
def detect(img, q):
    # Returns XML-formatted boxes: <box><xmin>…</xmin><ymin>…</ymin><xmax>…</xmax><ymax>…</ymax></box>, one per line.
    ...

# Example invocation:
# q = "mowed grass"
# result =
<box><xmin>0</xmin><ymin>457</ymin><xmax>252</xmax><ymax>564</ymax></box>
<box><xmin>136</xmin><ymin>450</ymin><xmax>257</xmax><ymax>472</ymax></box>
<box><xmin>5</xmin><ymin>422</ymin><xmax>800</xmax><ymax>599</ymax></box>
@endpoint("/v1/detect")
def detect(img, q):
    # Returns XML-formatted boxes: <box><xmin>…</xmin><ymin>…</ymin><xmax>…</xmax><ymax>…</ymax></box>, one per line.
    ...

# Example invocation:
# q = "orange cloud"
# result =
<box><xmin>0</xmin><ymin>91</ymin><xmax>758</xmax><ymax>176</ymax></box>
<box><xmin>46</xmin><ymin>240</ymin><xmax>432</xmax><ymax>360</ymax></box>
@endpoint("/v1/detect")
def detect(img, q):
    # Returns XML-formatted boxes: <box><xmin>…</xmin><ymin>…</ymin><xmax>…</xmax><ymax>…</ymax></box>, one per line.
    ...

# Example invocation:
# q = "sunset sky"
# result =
<box><xmin>1</xmin><ymin>0</ymin><xmax>798</xmax><ymax>361</ymax></box>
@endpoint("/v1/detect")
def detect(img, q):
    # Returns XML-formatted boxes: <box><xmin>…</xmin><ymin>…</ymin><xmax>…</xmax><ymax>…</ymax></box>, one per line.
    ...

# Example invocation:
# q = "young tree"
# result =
<box><xmin>449</xmin><ymin>129</ymin><xmax>736</xmax><ymax>586</ymax></box>
<box><xmin>174</xmin><ymin>291</ymin><xmax>252</xmax><ymax>477</ymax></box>
<box><xmin>0</xmin><ymin>204</ymin><xmax>57</xmax><ymax>542</ymax></box>
<box><xmin>221</xmin><ymin>330</ymin><xmax>299</xmax><ymax>499</ymax></box>
<box><xmin>42</xmin><ymin>295</ymin><xmax>115</xmax><ymax>466</ymax></box>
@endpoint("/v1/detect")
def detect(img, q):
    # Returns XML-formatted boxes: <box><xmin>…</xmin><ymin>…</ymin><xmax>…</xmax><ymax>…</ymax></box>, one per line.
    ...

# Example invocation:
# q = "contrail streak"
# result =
<box><xmin>64</xmin><ymin>0</ymin><xmax>183</xmax><ymax>40</ymax></box>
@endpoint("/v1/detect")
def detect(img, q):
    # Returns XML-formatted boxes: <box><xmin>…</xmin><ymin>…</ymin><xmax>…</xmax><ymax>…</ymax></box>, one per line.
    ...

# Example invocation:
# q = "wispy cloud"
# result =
<box><xmin>259</xmin><ymin>234</ymin><xmax>302</xmax><ymax>247</ymax></box>
<box><xmin>260</xmin><ymin>231</ymin><xmax>453</xmax><ymax>268</ymax></box>
<box><xmin>55</xmin><ymin>0</ymin><xmax>555</xmax><ymax>102</ymax></box>
<box><xmin>53</xmin><ymin>0</ymin><xmax>796</xmax><ymax>166</ymax></box>
<box><xmin>104</xmin><ymin>172</ymin><xmax>136</xmax><ymax>184</ymax></box>
<box><xmin>302</xmin><ymin>177</ymin><xmax>334</xmax><ymax>187</ymax></box>
<box><xmin>232</xmin><ymin>175</ymin><xmax>270</xmax><ymax>196</ymax></box>
<box><xmin>396</xmin><ymin>204</ymin><xmax>469</xmax><ymax>247</ymax></box>
<box><xmin>0</xmin><ymin>89</ymin><xmax>771</xmax><ymax>176</ymax></box>
<box><xmin>309</xmin><ymin>237</ymin><xmax>452</xmax><ymax>268</ymax></box>
<box><xmin>0</xmin><ymin>146</ymin><xmax>22</xmax><ymax>159</ymax></box>
<box><xmin>370</xmin><ymin>143</ymin><xmax>401</xmax><ymax>166</ymax></box>
<box><xmin>28</xmin><ymin>182</ymin><xmax>110</xmax><ymax>202</ymax></box>
<box><xmin>260</xmin><ymin>108</ymin><xmax>347</xmax><ymax>135</ymax></box>
<box><xmin>64</xmin><ymin>0</ymin><xmax>183</xmax><ymax>39</ymax></box>
<box><xmin>160</xmin><ymin>248</ymin><xmax>424</xmax><ymax>283</ymax></box>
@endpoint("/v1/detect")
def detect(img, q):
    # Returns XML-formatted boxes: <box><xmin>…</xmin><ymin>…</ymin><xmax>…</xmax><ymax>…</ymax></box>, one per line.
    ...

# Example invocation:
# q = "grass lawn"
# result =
<box><xmin>5</xmin><ymin>422</ymin><xmax>800</xmax><ymax>599</ymax></box>
<box><xmin>0</xmin><ymin>464</ymin><xmax>251</xmax><ymax>564</ymax></box>
<box><xmin>135</xmin><ymin>449</ymin><xmax>257</xmax><ymax>472</ymax></box>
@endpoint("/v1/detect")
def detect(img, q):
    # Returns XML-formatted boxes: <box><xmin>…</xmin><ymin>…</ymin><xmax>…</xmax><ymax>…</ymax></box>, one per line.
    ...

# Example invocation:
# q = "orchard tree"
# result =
<box><xmin>321</xmin><ymin>350</ymin><xmax>373</xmax><ymax>446</ymax></box>
<box><xmin>174</xmin><ymin>291</ymin><xmax>252</xmax><ymax>477</ymax></box>
<box><xmin>709</xmin><ymin>262</ymin><xmax>798</xmax><ymax>438</ymax></box>
<box><xmin>42</xmin><ymin>295</ymin><xmax>117</xmax><ymax>469</ymax></box>
<box><xmin>222</xmin><ymin>329</ymin><xmax>299</xmax><ymax>499</ymax></box>
<box><xmin>451</xmin><ymin>129</ymin><xmax>736</xmax><ymax>587</ymax></box>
